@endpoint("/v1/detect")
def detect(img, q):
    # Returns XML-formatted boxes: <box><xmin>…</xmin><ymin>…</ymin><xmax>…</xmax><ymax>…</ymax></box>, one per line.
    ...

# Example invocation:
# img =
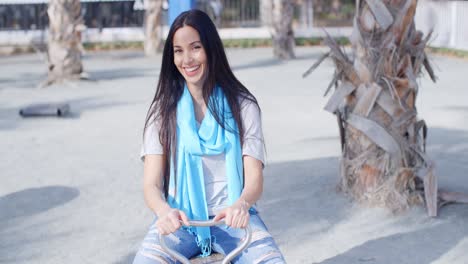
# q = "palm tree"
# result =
<box><xmin>45</xmin><ymin>0</ymin><xmax>84</xmax><ymax>86</ymax></box>
<box><xmin>144</xmin><ymin>0</ymin><xmax>164</xmax><ymax>56</ymax></box>
<box><xmin>304</xmin><ymin>0</ymin><xmax>466</xmax><ymax>216</ymax></box>
<box><xmin>261</xmin><ymin>0</ymin><xmax>295</xmax><ymax>59</ymax></box>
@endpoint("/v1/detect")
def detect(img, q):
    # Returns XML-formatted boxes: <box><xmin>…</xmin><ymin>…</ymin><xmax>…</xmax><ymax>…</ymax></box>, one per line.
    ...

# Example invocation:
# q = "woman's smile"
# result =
<box><xmin>183</xmin><ymin>65</ymin><xmax>201</xmax><ymax>77</ymax></box>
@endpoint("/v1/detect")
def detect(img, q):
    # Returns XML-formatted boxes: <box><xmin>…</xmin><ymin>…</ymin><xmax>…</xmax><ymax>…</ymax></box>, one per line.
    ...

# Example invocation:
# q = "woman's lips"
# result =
<box><xmin>184</xmin><ymin>65</ymin><xmax>200</xmax><ymax>77</ymax></box>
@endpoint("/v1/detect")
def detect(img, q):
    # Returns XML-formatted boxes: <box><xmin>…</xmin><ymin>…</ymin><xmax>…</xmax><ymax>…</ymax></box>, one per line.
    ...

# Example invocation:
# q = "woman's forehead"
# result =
<box><xmin>173</xmin><ymin>26</ymin><xmax>201</xmax><ymax>46</ymax></box>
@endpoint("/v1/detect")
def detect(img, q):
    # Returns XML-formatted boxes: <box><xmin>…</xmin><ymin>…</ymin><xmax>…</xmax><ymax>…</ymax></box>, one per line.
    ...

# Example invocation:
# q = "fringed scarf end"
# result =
<box><xmin>197</xmin><ymin>237</ymin><xmax>212</xmax><ymax>257</ymax></box>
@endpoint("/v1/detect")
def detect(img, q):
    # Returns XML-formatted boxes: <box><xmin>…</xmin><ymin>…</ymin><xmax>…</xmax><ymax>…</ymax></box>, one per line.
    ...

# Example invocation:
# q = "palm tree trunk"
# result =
<box><xmin>271</xmin><ymin>0</ymin><xmax>295</xmax><ymax>59</ymax></box>
<box><xmin>144</xmin><ymin>0</ymin><xmax>164</xmax><ymax>56</ymax></box>
<box><xmin>307</xmin><ymin>0</ymin><xmax>442</xmax><ymax>214</ymax></box>
<box><xmin>302</xmin><ymin>0</ymin><xmax>314</xmax><ymax>28</ymax></box>
<box><xmin>46</xmin><ymin>0</ymin><xmax>84</xmax><ymax>86</ymax></box>
<box><xmin>260</xmin><ymin>0</ymin><xmax>272</xmax><ymax>26</ymax></box>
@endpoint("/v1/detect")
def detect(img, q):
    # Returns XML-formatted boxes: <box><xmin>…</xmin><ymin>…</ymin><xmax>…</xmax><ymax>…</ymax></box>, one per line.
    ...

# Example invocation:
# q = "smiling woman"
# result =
<box><xmin>131</xmin><ymin>9</ymin><xmax>286</xmax><ymax>264</ymax></box>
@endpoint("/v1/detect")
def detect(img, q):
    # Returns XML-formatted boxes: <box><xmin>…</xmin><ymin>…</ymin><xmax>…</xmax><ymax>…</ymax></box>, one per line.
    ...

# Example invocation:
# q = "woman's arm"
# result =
<box><xmin>213</xmin><ymin>155</ymin><xmax>263</xmax><ymax>228</ymax></box>
<box><xmin>239</xmin><ymin>155</ymin><xmax>264</xmax><ymax>209</ymax></box>
<box><xmin>143</xmin><ymin>155</ymin><xmax>189</xmax><ymax>234</ymax></box>
<box><xmin>143</xmin><ymin>155</ymin><xmax>170</xmax><ymax>216</ymax></box>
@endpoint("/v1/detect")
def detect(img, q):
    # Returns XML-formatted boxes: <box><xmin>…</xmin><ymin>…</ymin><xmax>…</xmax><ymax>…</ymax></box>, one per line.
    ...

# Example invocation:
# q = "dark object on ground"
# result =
<box><xmin>19</xmin><ymin>103</ymin><xmax>70</xmax><ymax>117</ymax></box>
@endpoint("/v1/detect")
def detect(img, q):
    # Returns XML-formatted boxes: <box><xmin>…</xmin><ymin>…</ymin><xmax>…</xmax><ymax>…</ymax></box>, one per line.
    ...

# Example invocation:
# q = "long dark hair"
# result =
<box><xmin>143</xmin><ymin>9</ymin><xmax>259</xmax><ymax>197</ymax></box>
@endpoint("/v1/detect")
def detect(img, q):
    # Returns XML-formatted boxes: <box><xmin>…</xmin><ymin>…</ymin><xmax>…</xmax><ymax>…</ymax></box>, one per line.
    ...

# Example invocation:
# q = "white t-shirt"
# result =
<box><xmin>141</xmin><ymin>98</ymin><xmax>265</xmax><ymax>215</ymax></box>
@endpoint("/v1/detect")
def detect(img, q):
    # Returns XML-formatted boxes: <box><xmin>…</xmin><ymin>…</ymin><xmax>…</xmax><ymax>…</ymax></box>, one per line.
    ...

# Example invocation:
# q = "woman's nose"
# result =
<box><xmin>183</xmin><ymin>52</ymin><xmax>193</xmax><ymax>65</ymax></box>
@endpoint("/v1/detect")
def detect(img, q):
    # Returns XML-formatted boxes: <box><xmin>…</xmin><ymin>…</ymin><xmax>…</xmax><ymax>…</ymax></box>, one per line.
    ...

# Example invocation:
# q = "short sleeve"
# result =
<box><xmin>140</xmin><ymin>118</ymin><xmax>164</xmax><ymax>161</ymax></box>
<box><xmin>240</xmin><ymin>99</ymin><xmax>266</xmax><ymax>167</ymax></box>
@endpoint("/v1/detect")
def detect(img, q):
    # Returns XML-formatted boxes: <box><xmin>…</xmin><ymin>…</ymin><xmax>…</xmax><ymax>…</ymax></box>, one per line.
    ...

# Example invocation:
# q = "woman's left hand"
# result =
<box><xmin>213</xmin><ymin>199</ymin><xmax>250</xmax><ymax>228</ymax></box>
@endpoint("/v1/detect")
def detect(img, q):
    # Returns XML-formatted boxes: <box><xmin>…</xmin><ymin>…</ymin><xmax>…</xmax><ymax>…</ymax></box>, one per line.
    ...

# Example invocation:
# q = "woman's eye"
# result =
<box><xmin>193</xmin><ymin>46</ymin><xmax>201</xmax><ymax>50</ymax></box>
<box><xmin>174</xmin><ymin>49</ymin><xmax>182</xmax><ymax>54</ymax></box>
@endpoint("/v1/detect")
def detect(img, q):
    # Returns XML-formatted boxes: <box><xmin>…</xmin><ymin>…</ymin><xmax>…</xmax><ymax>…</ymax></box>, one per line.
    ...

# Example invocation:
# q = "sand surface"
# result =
<box><xmin>1</xmin><ymin>47</ymin><xmax>467</xmax><ymax>264</ymax></box>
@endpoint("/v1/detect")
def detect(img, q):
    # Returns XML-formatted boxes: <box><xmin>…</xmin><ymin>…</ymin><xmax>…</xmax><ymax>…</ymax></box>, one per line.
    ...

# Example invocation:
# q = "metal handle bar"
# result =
<box><xmin>159</xmin><ymin>220</ymin><xmax>252</xmax><ymax>264</ymax></box>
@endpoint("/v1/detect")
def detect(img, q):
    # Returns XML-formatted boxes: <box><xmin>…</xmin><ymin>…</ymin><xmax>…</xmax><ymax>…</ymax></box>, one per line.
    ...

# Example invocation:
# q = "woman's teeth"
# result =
<box><xmin>185</xmin><ymin>65</ymin><xmax>200</xmax><ymax>72</ymax></box>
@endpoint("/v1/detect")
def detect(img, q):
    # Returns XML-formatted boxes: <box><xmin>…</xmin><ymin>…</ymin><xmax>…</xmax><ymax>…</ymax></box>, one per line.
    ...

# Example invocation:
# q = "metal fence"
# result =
<box><xmin>195</xmin><ymin>0</ymin><xmax>260</xmax><ymax>28</ymax></box>
<box><xmin>0</xmin><ymin>0</ymin><xmax>261</xmax><ymax>30</ymax></box>
<box><xmin>415</xmin><ymin>0</ymin><xmax>468</xmax><ymax>51</ymax></box>
<box><xmin>0</xmin><ymin>4</ymin><xmax>48</xmax><ymax>30</ymax></box>
<box><xmin>0</xmin><ymin>0</ymin><xmax>144</xmax><ymax>31</ymax></box>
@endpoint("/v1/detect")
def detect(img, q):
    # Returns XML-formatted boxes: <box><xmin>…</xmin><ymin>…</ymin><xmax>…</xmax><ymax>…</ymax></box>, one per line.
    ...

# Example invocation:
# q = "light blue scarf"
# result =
<box><xmin>168</xmin><ymin>84</ymin><xmax>243</xmax><ymax>256</ymax></box>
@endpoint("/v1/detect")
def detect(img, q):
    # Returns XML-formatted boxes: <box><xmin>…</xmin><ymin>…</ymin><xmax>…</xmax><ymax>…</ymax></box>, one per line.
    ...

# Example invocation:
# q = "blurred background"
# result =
<box><xmin>1</xmin><ymin>0</ymin><xmax>466</xmax><ymax>55</ymax></box>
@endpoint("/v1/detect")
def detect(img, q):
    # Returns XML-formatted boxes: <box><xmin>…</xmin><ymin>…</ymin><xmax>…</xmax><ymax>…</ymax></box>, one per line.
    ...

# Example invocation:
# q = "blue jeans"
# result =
<box><xmin>132</xmin><ymin>213</ymin><xmax>286</xmax><ymax>264</ymax></box>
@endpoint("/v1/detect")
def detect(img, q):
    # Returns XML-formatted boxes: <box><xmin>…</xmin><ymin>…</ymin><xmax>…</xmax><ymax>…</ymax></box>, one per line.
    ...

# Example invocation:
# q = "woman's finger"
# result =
<box><xmin>233</xmin><ymin>209</ymin><xmax>242</xmax><ymax>227</ymax></box>
<box><xmin>179</xmin><ymin>210</ymin><xmax>190</xmax><ymax>226</ymax></box>
<box><xmin>237</xmin><ymin>214</ymin><xmax>246</xmax><ymax>228</ymax></box>
<box><xmin>225</xmin><ymin>209</ymin><xmax>233</xmax><ymax>226</ymax></box>
<box><xmin>213</xmin><ymin>210</ymin><xmax>226</xmax><ymax>222</ymax></box>
<box><xmin>241</xmin><ymin>215</ymin><xmax>249</xmax><ymax>228</ymax></box>
<box><xmin>169</xmin><ymin>214</ymin><xmax>181</xmax><ymax>230</ymax></box>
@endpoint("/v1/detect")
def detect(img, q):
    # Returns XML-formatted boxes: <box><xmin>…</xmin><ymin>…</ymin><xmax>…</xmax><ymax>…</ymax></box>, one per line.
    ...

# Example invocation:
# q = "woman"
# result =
<box><xmin>133</xmin><ymin>9</ymin><xmax>286</xmax><ymax>264</ymax></box>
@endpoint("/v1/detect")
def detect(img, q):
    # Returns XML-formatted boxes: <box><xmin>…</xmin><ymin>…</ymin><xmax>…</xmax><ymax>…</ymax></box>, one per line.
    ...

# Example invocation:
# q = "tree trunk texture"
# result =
<box><xmin>46</xmin><ymin>0</ymin><xmax>84</xmax><ymax>86</ymax></box>
<box><xmin>260</xmin><ymin>0</ymin><xmax>273</xmax><ymax>26</ymax></box>
<box><xmin>297</xmin><ymin>0</ymin><xmax>314</xmax><ymax>28</ymax></box>
<box><xmin>271</xmin><ymin>0</ymin><xmax>295</xmax><ymax>59</ymax></box>
<box><xmin>144</xmin><ymin>0</ymin><xmax>163</xmax><ymax>56</ymax></box>
<box><xmin>332</xmin><ymin>0</ymin><xmax>342</xmax><ymax>15</ymax></box>
<box><xmin>306</xmin><ymin>0</ymin><xmax>446</xmax><ymax>215</ymax></box>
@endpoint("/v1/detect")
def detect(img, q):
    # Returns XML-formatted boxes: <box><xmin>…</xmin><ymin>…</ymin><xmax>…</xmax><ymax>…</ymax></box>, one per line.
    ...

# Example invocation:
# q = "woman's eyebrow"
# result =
<box><xmin>173</xmin><ymin>41</ymin><xmax>201</xmax><ymax>48</ymax></box>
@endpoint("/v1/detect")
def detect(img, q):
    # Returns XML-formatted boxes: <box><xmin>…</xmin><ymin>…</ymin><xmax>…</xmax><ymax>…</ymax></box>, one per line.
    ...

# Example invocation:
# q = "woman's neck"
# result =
<box><xmin>187</xmin><ymin>83</ymin><xmax>206</xmax><ymax>122</ymax></box>
<box><xmin>187</xmin><ymin>83</ymin><xmax>204</xmax><ymax>104</ymax></box>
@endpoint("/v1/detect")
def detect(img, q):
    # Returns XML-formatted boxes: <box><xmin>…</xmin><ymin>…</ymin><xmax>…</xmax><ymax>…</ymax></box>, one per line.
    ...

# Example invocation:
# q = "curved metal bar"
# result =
<box><xmin>221</xmin><ymin>223</ymin><xmax>251</xmax><ymax>264</ymax></box>
<box><xmin>159</xmin><ymin>232</ymin><xmax>190</xmax><ymax>264</ymax></box>
<box><xmin>159</xmin><ymin>220</ymin><xmax>252</xmax><ymax>264</ymax></box>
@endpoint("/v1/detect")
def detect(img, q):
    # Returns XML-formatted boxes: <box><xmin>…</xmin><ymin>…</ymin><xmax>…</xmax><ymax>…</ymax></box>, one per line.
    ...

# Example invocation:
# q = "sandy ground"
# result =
<box><xmin>1</xmin><ymin>47</ymin><xmax>468</xmax><ymax>264</ymax></box>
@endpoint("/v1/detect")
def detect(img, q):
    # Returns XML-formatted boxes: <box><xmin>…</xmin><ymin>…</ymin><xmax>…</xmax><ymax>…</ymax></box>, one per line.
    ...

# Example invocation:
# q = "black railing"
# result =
<box><xmin>0</xmin><ymin>1</ymin><xmax>145</xmax><ymax>31</ymax></box>
<box><xmin>0</xmin><ymin>0</ymin><xmax>262</xmax><ymax>31</ymax></box>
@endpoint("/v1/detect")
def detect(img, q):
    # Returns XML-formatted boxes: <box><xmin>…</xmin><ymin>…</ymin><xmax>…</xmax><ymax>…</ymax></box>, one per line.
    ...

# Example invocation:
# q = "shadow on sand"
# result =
<box><xmin>87</xmin><ymin>68</ymin><xmax>155</xmax><ymax>81</ymax></box>
<box><xmin>114</xmin><ymin>252</ymin><xmax>137</xmax><ymax>264</ymax></box>
<box><xmin>0</xmin><ymin>185</ymin><xmax>79</xmax><ymax>223</ymax></box>
<box><xmin>0</xmin><ymin>96</ymin><xmax>141</xmax><ymax>130</ymax></box>
<box><xmin>260</xmin><ymin>127</ymin><xmax>468</xmax><ymax>263</ymax></box>
<box><xmin>260</xmin><ymin>157</ymin><xmax>350</xmax><ymax>246</ymax></box>
<box><xmin>231</xmin><ymin>52</ymin><xmax>325</xmax><ymax>72</ymax></box>
<box><xmin>0</xmin><ymin>186</ymin><xmax>79</xmax><ymax>262</ymax></box>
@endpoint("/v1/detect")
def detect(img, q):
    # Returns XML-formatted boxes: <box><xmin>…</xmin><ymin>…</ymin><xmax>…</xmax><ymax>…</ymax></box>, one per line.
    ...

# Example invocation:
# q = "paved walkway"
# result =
<box><xmin>1</xmin><ymin>47</ymin><xmax>468</xmax><ymax>263</ymax></box>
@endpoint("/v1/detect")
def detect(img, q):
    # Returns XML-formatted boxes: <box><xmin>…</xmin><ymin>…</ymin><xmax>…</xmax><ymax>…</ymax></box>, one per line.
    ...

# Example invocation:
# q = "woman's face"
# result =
<box><xmin>173</xmin><ymin>26</ymin><xmax>208</xmax><ymax>90</ymax></box>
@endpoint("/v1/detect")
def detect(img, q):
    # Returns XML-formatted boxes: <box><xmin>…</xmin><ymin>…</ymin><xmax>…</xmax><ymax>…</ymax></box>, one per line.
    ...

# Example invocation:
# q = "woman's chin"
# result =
<box><xmin>184</xmin><ymin>76</ymin><xmax>205</xmax><ymax>87</ymax></box>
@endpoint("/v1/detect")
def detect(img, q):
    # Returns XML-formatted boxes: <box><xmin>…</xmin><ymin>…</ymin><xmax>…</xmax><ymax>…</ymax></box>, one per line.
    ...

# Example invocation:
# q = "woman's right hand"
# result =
<box><xmin>156</xmin><ymin>208</ymin><xmax>190</xmax><ymax>235</ymax></box>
